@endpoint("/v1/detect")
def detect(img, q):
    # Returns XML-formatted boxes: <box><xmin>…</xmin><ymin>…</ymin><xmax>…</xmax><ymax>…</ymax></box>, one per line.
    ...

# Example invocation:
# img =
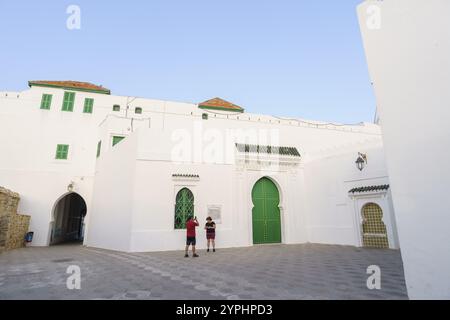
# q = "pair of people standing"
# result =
<box><xmin>184</xmin><ymin>216</ymin><xmax>216</xmax><ymax>258</ymax></box>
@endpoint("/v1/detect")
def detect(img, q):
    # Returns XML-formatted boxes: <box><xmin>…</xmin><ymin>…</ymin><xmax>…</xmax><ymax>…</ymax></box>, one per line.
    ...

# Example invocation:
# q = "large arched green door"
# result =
<box><xmin>252</xmin><ymin>177</ymin><xmax>281</xmax><ymax>244</ymax></box>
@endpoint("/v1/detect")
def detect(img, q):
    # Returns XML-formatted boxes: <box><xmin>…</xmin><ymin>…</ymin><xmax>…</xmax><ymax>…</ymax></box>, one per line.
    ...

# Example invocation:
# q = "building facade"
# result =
<box><xmin>0</xmin><ymin>81</ymin><xmax>398</xmax><ymax>252</ymax></box>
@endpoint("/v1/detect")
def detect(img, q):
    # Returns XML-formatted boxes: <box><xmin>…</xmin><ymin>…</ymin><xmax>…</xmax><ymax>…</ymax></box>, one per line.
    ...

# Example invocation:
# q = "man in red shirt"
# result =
<box><xmin>185</xmin><ymin>216</ymin><xmax>199</xmax><ymax>258</ymax></box>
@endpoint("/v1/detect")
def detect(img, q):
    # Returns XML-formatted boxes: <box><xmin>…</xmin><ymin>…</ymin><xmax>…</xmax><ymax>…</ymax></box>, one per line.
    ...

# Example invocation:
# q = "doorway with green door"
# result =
<box><xmin>251</xmin><ymin>177</ymin><xmax>282</xmax><ymax>244</ymax></box>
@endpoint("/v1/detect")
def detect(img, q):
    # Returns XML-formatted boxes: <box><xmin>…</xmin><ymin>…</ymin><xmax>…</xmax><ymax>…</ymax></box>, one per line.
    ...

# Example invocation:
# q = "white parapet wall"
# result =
<box><xmin>358</xmin><ymin>0</ymin><xmax>450</xmax><ymax>299</ymax></box>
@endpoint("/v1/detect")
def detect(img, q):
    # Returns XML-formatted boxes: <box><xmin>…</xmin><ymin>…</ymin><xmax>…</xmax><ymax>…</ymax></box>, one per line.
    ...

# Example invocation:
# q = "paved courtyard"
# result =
<box><xmin>0</xmin><ymin>243</ymin><xmax>407</xmax><ymax>300</ymax></box>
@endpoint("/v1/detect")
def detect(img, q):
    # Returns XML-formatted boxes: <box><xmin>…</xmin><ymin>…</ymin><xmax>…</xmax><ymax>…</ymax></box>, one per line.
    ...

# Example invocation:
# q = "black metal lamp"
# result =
<box><xmin>355</xmin><ymin>153</ymin><xmax>367</xmax><ymax>171</ymax></box>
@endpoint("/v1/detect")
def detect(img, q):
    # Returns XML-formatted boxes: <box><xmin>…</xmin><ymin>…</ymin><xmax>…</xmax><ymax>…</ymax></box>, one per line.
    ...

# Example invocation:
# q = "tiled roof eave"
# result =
<box><xmin>199</xmin><ymin>105</ymin><xmax>244</xmax><ymax>113</ymax></box>
<box><xmin>172</xmin><ymin>174</ymin><xmax>200</xmax><ymax>180</ymax></box>
<box><xmin>198</xmin><ymin>97</ymin><xmax>245</xmax><ymax>113</ymax></box>
<box><xmin>28</xmin><ymin>81</ymin><xmax>111</xmax><ymax>95</ymax></box>
<box><xmin>348</xmin><ymin>184</ymin><xmax>390</xmax><ymax>194</ymax></box>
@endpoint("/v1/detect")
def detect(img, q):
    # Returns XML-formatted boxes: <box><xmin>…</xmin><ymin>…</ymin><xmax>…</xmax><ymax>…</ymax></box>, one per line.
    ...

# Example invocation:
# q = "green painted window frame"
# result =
<box><xmin>40</xmin><ymin>94</ymin><xmax>53</xmax><ymax>110</ymax></box>
<box><xmin>112</xmin><ymin>136</ymin><xmax>125</xmax><ymax>146</ymax></box>
<box><xmin>83</xmin><ymin>98</ymin><xmax>94</xmax><ymax>113</ymax></box>
<box><xmin>55</xmin><ymin>144</ymin><xmax>69</xmax><ymax>160</ymax></box>
<box><xmin>135</xmin><ymin>107</ymin><xmax>142</xmax><ymax>114</ymax></box>
<box><xmin>62</xmin><ymin>92</ymin><xmax>76</xmax><ymax>112</ymax></box>
<box><xmin>113</xmin><ymin>104</ymin><xmax>120</xmax><ymax>112</ymax></box>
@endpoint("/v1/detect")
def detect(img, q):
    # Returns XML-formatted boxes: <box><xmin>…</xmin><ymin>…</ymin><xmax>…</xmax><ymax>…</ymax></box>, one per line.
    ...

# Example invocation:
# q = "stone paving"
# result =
<box><xmin>0</xmin><ymin>243</ymin><xmax>408</xmax><ymax>300</ymax></box>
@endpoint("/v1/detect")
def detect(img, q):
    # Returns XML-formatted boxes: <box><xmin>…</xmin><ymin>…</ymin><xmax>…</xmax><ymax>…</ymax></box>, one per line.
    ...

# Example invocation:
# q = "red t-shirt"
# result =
<box><xmin>186</xmin><ymin>219</ymin><xmax>199</xmax><ymax>237</ymax></box>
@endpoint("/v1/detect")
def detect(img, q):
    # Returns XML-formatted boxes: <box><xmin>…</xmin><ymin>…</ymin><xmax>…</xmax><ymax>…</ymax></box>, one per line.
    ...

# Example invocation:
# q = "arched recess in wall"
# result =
<box><xmin>174</xmin><ymin>188</ymin><xmax>194</xmax><ymax>229</ymax></box>
<box><xmin>50</xmin><ymin>192</ymin><xmax>87</xmax><ymax>245</ymax></box>
<box><xmin>251</xmin><ymin>177</ymin><xmax>282</xmax><ymax>244</ymax></box>
<box><xmin>361</xmin><ymin>203</ymin><xmax>389</xmax><ymax>248</ymax></box>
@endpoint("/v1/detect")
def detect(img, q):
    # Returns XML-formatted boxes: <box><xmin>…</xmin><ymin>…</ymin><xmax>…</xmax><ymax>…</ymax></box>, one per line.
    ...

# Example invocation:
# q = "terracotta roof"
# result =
<box><xmin>349</xmin><ymin>185</ymin><xmax>390</xmax><ymax>194</ymax></box>
<box><xmin>198</xmin><ymin>97</ymin><xmax>244</xmax><ymax>113</ymax></box>
<box><xmin>28</xmin><ymin>80</ymin><xmax>111</xmax><ymax>94</ymax></box>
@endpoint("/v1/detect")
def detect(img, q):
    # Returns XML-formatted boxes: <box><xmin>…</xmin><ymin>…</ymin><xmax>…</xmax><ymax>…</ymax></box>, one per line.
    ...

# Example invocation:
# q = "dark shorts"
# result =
<box><xmin>206</xmin><ymin>233</ymin><xmax>215</xmax><ymax>240</ymax></box>
<box><xmin>186</xmin><ymin>237</ymin><xmax>196</xmax><ymax>246</ymax></box>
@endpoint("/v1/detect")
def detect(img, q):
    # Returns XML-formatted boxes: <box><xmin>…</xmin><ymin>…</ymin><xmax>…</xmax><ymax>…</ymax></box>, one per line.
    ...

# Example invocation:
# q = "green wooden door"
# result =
<box><xmin>252</xmin><ymin>177</ymin><xmax>281</xmax><ymax>244</ymax></box>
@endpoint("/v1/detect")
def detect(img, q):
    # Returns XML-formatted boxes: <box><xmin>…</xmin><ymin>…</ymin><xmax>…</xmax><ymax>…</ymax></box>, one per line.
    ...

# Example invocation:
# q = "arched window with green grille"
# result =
<box><xmin>174</xmin><ymin>188</ymin><xmax>194</xmax><ymax>229</ymax></box>
<box><xmin>361</xmin><ymin>203</ymin><xmax>389</xmax><ymax>248</ymax></box>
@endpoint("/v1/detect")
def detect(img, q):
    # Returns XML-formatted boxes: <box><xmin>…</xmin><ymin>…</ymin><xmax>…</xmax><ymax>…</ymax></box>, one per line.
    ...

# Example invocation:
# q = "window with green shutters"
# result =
<box><xmin>40</xmin><ymin>94</ymin><xmax>52</xmax><ymax>110</ymax></box>
<box><xmin>112</xmin><ymin>136</ymin><xmax>125</xmax><ymax>146</ymax></box>
<box><xmin>62</xmin><ymin>92</ymin><xmax>75</xmax><ymax>112</ymax></box>
<box><xmin>96</xmin><ymin>141</ymin><xmax>102</xmax><ymax>158</ymax></box>
<box><xmin>55</xmin><ymin>144</ymin><xmax>69</xmax><ymax>160</ymax></box>
<box><xmin>83</xmin><ymin>98</ymin><xmax>94</xmax><ymax>113</ymax></box>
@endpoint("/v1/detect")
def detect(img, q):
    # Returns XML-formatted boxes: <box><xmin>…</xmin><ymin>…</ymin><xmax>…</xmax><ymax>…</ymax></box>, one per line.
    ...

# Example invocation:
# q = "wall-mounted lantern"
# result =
<box><xmin>67</xmin><ymin>181</ymin><xmax>74</xmax><ymax>192</ymax></box>
<box><xmin>355</xmin><ymin>153</ymin><xmax>367</xmax><ymax>171</ymax></box>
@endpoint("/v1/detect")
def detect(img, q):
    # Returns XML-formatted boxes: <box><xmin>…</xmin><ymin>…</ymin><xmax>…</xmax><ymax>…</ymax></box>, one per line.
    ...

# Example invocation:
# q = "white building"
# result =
<box><xmin>358</xmin><ymin>0</ymin><xmax>450</xmax><ymax>299</ymax></box>
<box><xmin>0</xmin><ymin>80</ymin><xmax>398</xmax><ymax>253</ymax></box>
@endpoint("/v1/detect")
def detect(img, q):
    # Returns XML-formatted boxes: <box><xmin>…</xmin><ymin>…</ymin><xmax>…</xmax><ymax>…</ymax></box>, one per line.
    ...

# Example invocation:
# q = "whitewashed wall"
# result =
<box><xmin>304</xmin><ymin>144</ymin><xmax>397</xmax><ymax>248</ymax></box>
<box><xmin>1</xmin><ymin>84</ymin><xmax>392</xmax><ymax>253</ymax></box>
<box><xmin>358</xmin><ymin>0</ymin><xmax>450</xmax><ymax>299</ymax></box>
<box><xmin>86</xmin><ymin>134</ymin><xmax>138</xmax><ymax>251</ymax></box>
<box><xmin>85</xmin><ymin>114</ymin><xmax>391</xmax><ymax>252</ymax></box>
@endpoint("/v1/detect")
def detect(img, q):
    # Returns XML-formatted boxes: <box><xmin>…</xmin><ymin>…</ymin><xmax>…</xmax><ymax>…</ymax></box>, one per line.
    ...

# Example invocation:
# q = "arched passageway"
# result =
<box><xmin>50</xmin><ymin>193</ymin><xmax>87</xmax><ymax>245</ymax></box>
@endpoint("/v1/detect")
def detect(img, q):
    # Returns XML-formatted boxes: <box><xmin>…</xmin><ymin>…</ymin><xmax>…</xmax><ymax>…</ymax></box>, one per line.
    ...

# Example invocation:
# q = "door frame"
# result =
<box><xmin>350</xmin><ymin>191</ymin><xmax>399</xmax><ymax>249</ymax></box>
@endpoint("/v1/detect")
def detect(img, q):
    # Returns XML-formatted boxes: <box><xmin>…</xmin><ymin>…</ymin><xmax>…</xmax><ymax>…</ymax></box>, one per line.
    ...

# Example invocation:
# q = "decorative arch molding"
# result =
<box><xmin>247</xmin><ymin>175</ymin><xmax>285</xmax><ymax>209</ymax></box>
<box><xmin>349</xmin><ymin>189</ymin><xmax>399</xmax><ymax>249</ymax></box>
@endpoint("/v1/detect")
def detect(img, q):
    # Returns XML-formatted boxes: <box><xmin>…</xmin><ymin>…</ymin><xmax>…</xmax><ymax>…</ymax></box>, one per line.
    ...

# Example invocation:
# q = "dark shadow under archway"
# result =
<box><xmin>50</xmin><ymin>193</ymin><xmax>87</xmax><ymax>245</ymax></box>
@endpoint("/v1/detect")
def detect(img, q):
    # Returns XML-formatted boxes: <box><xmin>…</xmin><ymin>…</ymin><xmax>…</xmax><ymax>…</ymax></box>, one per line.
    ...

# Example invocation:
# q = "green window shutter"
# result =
<box><xmin>96</xmin><ymin>140</ymin><xmax>102</xmax><ymax>158</ymax></box>
<box><xmin>112</xmin><ymin>136</ymin><xmax>125</xmax><ymax>146</ymax></box>
<box><xmin>135</xmin><ymin>107</ymin><xmax>142</xmax><ymax>114</ymax></box>
<box><xmin>83</xmin><ymin>98</ymin><xmax>94</xmax><ymax>113</ymax></box>
<box><xmin>113</xmin><ymin>105</ymin><xmax>120</xmax><ymax>112</ymax></box>
<box><xmin>62</xmin><ymin>92</ymin><xmax>75</xmax><ymax>112</ymax></box>
<box><xmin>40</xmin><ymin>94</ymin><xmax>52</xmax><ymax>110</ymax></box>
<box><xmin>55</xmin><ymin>144</ymin><xmax>69</xmax><ymax>160</ymax></box>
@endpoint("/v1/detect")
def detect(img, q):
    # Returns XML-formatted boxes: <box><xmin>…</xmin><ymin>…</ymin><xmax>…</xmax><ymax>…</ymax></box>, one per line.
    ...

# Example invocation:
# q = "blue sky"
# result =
<box><xmin>0</xmin><ymin>0</ymin><xmax>374</xmax><ymax>123</ymax></box>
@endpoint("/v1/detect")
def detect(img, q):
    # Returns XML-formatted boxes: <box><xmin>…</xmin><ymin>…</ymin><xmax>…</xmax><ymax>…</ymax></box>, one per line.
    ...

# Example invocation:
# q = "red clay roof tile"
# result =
<box><xmin>28</xmin><ymin>80</ymin><xmax>110</xmax><ymax>94</ymax></box>
<box><xmin>198</xmin><ymin>97</ymin><xmax>244</xmax><ymax>112</ymax></box>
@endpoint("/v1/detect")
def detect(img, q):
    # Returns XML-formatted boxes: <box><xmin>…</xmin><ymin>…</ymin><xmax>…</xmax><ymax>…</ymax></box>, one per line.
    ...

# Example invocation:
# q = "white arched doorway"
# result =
<box><xmin>50</xmin><ymin>192</ymin><xmax>87</xmax><ymax>245</ymax></box>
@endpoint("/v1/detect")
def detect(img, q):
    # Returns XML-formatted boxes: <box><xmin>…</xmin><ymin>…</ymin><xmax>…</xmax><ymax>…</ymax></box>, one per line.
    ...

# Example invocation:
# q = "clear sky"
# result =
<box><xmin>0</xmin><ymin>0</ymin><xmax>374</xmax><ymax>123</ymax></box>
